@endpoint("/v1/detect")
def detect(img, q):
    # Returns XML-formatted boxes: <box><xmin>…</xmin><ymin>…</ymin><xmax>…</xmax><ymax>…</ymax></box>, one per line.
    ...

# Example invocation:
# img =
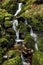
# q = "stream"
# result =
<box><xmin>11</xmin><ymin>2</ymin><xmax>38</xmax><ymax>65</ymax></box>
<box><xmin>30</xmin><ymin>28</ymin><xmax>38</xmax><ymax>50</ymax></box>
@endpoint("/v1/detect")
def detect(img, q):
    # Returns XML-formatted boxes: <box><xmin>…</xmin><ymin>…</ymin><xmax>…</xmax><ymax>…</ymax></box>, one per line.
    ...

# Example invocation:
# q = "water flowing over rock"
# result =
<box><xmin>21</xmin><ymin>54</ymin><xmax>30</xmax><ymax>65</ymax></box>
<box><xmin>30</xmin><ymin>28</ymin><xmax>38</xmax><ymax>50</ymax></box>
<box><xmin>12</xmin><ymin>19</ymin><xmax>19</xmax><ymax>40</ymax></box>
<box><xmin>14</xmin><ymin>3</ymin><xmax>22</xmax><ymax>16</ymax></box>
<box><xmin>12</xmin><ymin>3</ymin><xmax>23</xmax><ymax>41</ymax></box>
<box><xmin>25</xmin><ymin>18</ymin><xmax>28</xmax><ymax>25</ymax></box>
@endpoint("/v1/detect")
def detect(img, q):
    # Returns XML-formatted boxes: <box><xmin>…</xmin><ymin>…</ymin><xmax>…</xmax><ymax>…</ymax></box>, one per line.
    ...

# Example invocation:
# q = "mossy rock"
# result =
<box><xmin>7</xmin><ymin>28</ymin><xmax>16</xmax><ymax>35</ymax></box>
<box><xmin>19</xmin><ymin>21</ymin><xmax>27</xmax><ymax>33</ymax></box>
<box><xmin>0</xmin><ymin>37</ymin><xmax>13</xmax><ymax>48</ymax></box>
<box><xmin>0</xmin><ymin>37</ymin><xmax>9</xmax><ymax>47</ymax></box>
<box><xmin>32</xmin><ymin>51</ymin><xmax>43</xmax><ymax>65</ymax></box>
<box><xmin>0</xmin><ymin>9</ymin><xmax>5</xmax><ymax>23</ymax></box>
<box><xmin>7</xmin><ymin>50</ymin><xmax>20</xmax><ymax>58</ymax></box>
<box><xmin>0</xmin><ymin>47</ymin><xmax>3</xmax><ymax>64</ymax></box>
<box><xmin>2</xmin><ymin>0</ymin><xmax>18</xmax><ymax>14</ymax></box>
<box><xmin>2</xmin><ymin>56</ymin><xmax>22</xmax><ymax>65</ymax></box>
<box><xmin>4</xmin><ymin>21</ymin><xmax>12</xmax><ymax>28</ymax></box>
<box><xmin>24</xmin><ymin>33</ymin><xmax>35</xmax><ymax>49</ymax></box>
<box><xmin>38</xmin><ymin>36</ymin><xmax>43</xmax><ymax>52</ymax></box>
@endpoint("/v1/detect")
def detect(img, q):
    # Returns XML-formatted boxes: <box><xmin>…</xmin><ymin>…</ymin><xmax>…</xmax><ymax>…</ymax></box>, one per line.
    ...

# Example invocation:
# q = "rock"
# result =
<box><xmin>24</xmin><ymin>33</ymin><xmax>35</xmax><ymax>49</ymax></box>
<box><xmin>32</xmin><ymin>51</ymin><xmax>43</xmax><ymax>65</ymax></box>
<box><xmin>7</xmin><ymin>28</ymin><xmax>16</xmax><ymax>35</ymax></box>
<box><xmin>4</xmin><ymin>21</ymin><xmax>12</xmax><ymax>28</ymax></box>
<box><xmin>2</xmin><ymin>56</ymin><xmax>22</xmax><ymax>65</ymax></box>
<box><xmin>38</xmin><ymin>36</ymin><xmax>43</xmax><ymax>52</ymax></box>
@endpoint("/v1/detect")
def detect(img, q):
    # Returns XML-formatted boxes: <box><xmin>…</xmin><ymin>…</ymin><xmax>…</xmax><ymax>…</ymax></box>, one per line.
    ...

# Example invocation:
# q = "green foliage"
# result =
<box><xmin>7</xmin><ymin>50</ymin><xmax>20</xmax><ymax>58</ymax></box>
<box><xmin>7</xmin><ymin>28</ymin><xmax>15</xmax><ymax>35</ymax></box>
<box><xmin>38</xmin><ymin>37</ymin><xmax>43</xmax><ymax>52</ymax></box>
<box><xmin>24</xmin><ymin>33</ymin><xmax>35</xmax><ymax>49</ymax></box>
<box><xmin>32</xmin><ymin>51</ymin><xmax>43</xmax><ymax>65</ymax></box>
<box><xmin>0</xmin><ymin>9</ymin><xmax>5</xmax><ymax>23</ymax></box>
<box><xmin>2</xmin><ymin>0</ymin><xmax>17</xmax><ymax>14</ymax></box>
<box><xmin>19</xmin><ymin>21</ymin><xmax>27</xmax><ymax>33</ymax></box>
<box><xmin>4</xmin><ymin>21</ymin><xmax>12</xmax><ymax>28</ymax></box>
<box><xmin>0</xmin><ymin>47</ymin><xmax>3</xmax><ymax>64</ymax></box>
<box><xmin>2</xmin><ymin>56</ymin><xmax>22</xmax><ymax>65</ymax></box>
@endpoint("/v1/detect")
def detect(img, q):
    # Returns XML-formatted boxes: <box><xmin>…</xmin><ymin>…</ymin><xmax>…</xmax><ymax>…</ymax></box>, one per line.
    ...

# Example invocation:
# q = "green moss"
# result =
<box><xmin>7</xmin><ymin>28</ymin><xmax>15</xmax><ymax>35</ymax></box>
<box><xmin>0</xmin><ymin>9</ymin><xmax>4</xmax><ymax>22</ymax></box>
<box><xmin>24</xmin><ymin>33</ymin><xmax>35</xmax><ymax>49</ymax></box>
<box><xmin>2</xmin><ymin>0</ymin><xmax>17</xmax><ymax>14</ymax></box>
<box><xmin>2</xmin><ymin>0</ymin><xmax>10</xmax><ymax>6</ymax></box>
<box><xmin>4</xmin><ymin>21</ymin><xmax>12</xmax><ymax>28</ymax></box>
<box><xmin>7</xmin><ymin>50</ymin><xmax>20</xmax><ymax>58</ymax></box>
<box><xmin>19</xmin><ymin>21</ymin><xmax>27</xmax><ymax>33</ymax></box>
<box><xmin>38</xmin><ymin>37</ymin><xmax>43</xmax><ymax>52</ymax></box>
<box><xmin>2</xmin><ymin>56</ymin><xmax>22</xmax><ymax>65</ymax></box>
<box><xmin>0</xmin><ymin>38</ymin><xmax>8</xmax><ymax>43</ymax></box>
<box><xmin>32</xmin><ymin>51</ymin><xmax>43</xmax><ymax>65</ymax></box>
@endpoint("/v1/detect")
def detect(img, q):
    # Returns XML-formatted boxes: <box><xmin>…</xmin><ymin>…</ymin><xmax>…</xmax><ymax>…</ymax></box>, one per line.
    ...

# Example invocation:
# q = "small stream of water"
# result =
<box><xmin>14</xmin><ymin>3</ymin><xmax>22</xmax><ymax>16</ymax></box>
<box><xmin>30</xmin><ymin>28</ymin><xmax>38</xmax><ymax>50</ymax></box>
<box><xmin>21</xmin><ymin>54</ymin><xmax>30</xmax><ymax>65</ymax></box>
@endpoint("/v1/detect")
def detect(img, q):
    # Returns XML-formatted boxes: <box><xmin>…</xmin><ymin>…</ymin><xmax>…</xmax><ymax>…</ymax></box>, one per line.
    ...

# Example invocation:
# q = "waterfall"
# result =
<box><xmin>12</xmin><ymin>19</ymin><xmax>19</xmax><ymax>40</ymax></box>
<box><xmin>25</xmin><ymin>18</ymin><xmax>28</xmax><ymax>25</ymax></box>
<box><xmin>12</xmin><ymin>3</ymin><xmax>22</xmax><ymax>41</ymax></box>
<box><xmin>21</xmin><ymin>54</ymin><xmax>30</xmax><ymax>65</ymax></box>
<box><xmin>14</xmin><ymin>3</ymin><xmax>22</xmax><ymax>16</ymax></box>
<box><xmin>30</xmin><ymin>28</ymin><xmax>38</xmax><ymax>50</ymax></box>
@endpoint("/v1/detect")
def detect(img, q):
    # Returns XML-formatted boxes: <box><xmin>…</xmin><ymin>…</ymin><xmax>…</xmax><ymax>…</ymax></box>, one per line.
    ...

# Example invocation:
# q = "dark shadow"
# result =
<box><xmin>33</xmin><ymin>0</ymin><xmax>43</xmax><ymax>4</ymax></box>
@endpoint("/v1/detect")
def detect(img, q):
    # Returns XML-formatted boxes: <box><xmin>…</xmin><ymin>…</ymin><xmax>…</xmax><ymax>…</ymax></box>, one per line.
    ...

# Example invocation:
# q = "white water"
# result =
<box><xmin>14</xmin><ymin>3</ymin><xmax>22</xmax><ymax>16</ymax></box>
<box><xmin>25</xmin><ymin>18</ymin><xmax>28</xmax><ymax>25</ymax></box>
<box><xmin>12</xmin><ymin>19</ymin><xmax>19</xmax><ymax>40</ymax></box>
<box><xmin>12</xmin><ymin>3</ymin><xmax>22</xmax><ymax>40</ymax></box>
<box><xmin>30</xmin><ymin>28</ymin><xmax>38</xmax><ymax>50</ymax></box>
<box><xmin>21</xmin><ymin>54</ymin><xmax>30</xmax><ymax>65</ymax></box>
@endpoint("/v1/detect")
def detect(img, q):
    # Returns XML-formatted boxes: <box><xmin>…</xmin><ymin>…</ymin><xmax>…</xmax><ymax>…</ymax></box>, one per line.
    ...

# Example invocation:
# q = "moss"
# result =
<box><xmin>2</xmin><ymin>0</ymin><xmax>17</xmax><ymax>14</ymax></box>
<box><xmin>7</xmin><ymin>50</ymin><xmax>20</xmax><ymax>58</ymax></box>
<box><xmin>4</xmin><ymin>21</ymin><xmax>12</xmax><ymax>28</ymax></box>
<box><xmin>7</xmin><ymin>28</ymin><xmax>15</xmax><ymax>35</ymax></box>
<box><xmin>0</xmin><ymin>9</ymin><xmax>5</xmax><ymax>23</ymax></box>
<box><xmin>32</xmin><ymin>51</ymin><xmax>43</xmax><ymax>65</ymax></box>
<box><xmin>0</xmin><ymin>37</ymin><xmax>13</xmax><ymax>48</ymax></box>
<box><xmin>38</xmin><ymin>37</ymin><xmax>43</xmax><ymax>52</ymax></box>
<box><xmin>19</xmin><ymin>21</ymin><xmax>27</xmax><ymax>33</ymax></box>
<box><xmin>2</xmin><ymin>56</ymin><xmax>22</xmax><ymax>65</ymax></box>
<box><xmin>0</xmin><ymin>47</ymin><xmax>3</xmax><ymax>64</ymax></box>
<box><xmin>24</xmin><ymin>33</ymin><xmax>35</xmax><ymax>49</ymax></box>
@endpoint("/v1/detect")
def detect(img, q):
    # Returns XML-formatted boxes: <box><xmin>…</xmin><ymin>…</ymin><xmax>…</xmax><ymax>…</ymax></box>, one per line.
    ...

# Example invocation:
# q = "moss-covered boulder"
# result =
<box><xmin>38</xmin><ymin>36</ymin><xmax>43</xmax><ymax>52</ymax></box>
<box><xmin>32</xmin><ymin>51</ymin><xmax>43</xmax><ymax>65</ymax></box>
<box><xmin>0</xmin><ymin>47</ymin><xmax>3</xmax><ymax>64</ymax></box>
<box><xmin>0</xmin><ymin>37</ymin><xmax>14</xmax><ymax>48</ymax></box>
<box><xmin>24</xmin><ymin>33</ymin><xmax>35</xmax><ymax>49</ymax></box>
<box><xmin>6</xmin><ymin>50</ymin><xmax>20</xmax><ymax>58</ymax></box>
<box><xmin>4</xmin><ymin>21</ymin><xmax>12</xmax><ymax>28</ymax></box>
<box><xmin>18</xmin><ymin>21</ymin><xmax>27</xmax><ymax>39</ymax></box>
<box><xmin>7</xmin><ymin>28</ymin><xmax>15</xmax><ymax>35</ymax></box>
<box><xmin>2</xmin><ymin>0</ymin><xmax>18</xmax><ymax>14</ymax></box>
<box><xmin>0</xmin><ymin>9</ymin><xmax>5</xmax><ymax>24</ymax></box>
<box><xmin>0</xmin><ymin>37</ymin><xmax>9</xmax><ymax>48</ymax></box>
<box><xmin>2</xmin><ymin>56</ymin><xmax>22</xmax><ymax>65</ymax></box>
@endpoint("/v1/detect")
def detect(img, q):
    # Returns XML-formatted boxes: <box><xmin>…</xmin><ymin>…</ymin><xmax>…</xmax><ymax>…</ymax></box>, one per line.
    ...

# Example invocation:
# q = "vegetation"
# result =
<box><xmin>0</xmin><ymin>0</ymin><xmax>43</xmax><ymax>65</ymax></box>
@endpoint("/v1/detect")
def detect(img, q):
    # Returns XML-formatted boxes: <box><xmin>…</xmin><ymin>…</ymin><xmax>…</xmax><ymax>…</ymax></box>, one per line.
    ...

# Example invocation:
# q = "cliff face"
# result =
<box><xmin>0</xmin><ymin>0</ymin><xmax>43</xmax><ymax>65</ymax></box>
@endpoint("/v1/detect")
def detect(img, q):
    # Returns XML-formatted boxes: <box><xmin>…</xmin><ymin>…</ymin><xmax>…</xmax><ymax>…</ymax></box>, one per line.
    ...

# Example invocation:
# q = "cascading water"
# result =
<box><xmin>14</xmin><ymin>3</ymin><xmax>22</xmax><ymax>16</ymax></box>
<box><xmin>12</xmin><ymin>19</ymin><xmax>19</xmax><ymax>40</ymax></box>
<box><xmin>21</xmin><ymin>54</ymin><xmax>30</xmax><ymax>65</ymax></box>
<box><xmin>25</xmin><ymin>18</ymin><xmax>28</xmax><ymax>25</ymax></box>
<box><xmin>30</xmin><ymin>28</ymin><xmax>38</xmax><ymax>50</ymax></box>
<box><xmin>12</xmin><ymin>3</ymin><xmax>22</xmax><ymax>41</ymax></box>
